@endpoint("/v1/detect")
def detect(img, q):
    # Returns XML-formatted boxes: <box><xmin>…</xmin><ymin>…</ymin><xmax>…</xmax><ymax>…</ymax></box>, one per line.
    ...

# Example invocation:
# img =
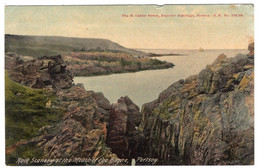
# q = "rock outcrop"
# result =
<box><xmin>140</xmin><ymin>49</ymin><xmax>254</xmax><ymax>165</ymax></box>
<box><xmin>7</xmin><ymin>55</ymin><xmax>73</xmax><ymax>90</ymax></box>
<box><xmin>5</xmin><ymin>55</ymin><xmax>121</xmax><ymax>165</ymax></box>
<box><xmin>5</xmin><ymin>52</ymin><xmax>23</xmax><ymax>70</ymax></box>
<box><xmin>5</xmin><ymin>43</ymin><xmax>254</xmax><ymax>166</ymax></box>
<box><xmin>6</xmin><ymin>84</ymin><xmax>120</xmax><ymax>165</ymax></box>
<box><xmin>38</xmin><ymin>85</ymin><xmax>116</xmax><ymax>163</ymax></box>
<box><xmin>107</xmin><ymin>96</ymin><xmax>144</xmax><ymax>161</ymax></box>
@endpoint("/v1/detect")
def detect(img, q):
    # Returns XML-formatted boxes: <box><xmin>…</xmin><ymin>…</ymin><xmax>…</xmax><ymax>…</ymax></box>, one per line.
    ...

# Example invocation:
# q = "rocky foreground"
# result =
<box><xmin>140</xmin><ymin>44</ymin><xmax>254</xmax><ymax>165</ymax></box>
<box><xmin>5</xmin><ymin>43</ymin><xmax>254</xmax><ymax>165</ymax></box>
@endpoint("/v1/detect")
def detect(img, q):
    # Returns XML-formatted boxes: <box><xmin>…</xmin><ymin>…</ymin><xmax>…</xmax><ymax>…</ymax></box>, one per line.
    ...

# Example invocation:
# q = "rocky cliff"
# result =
<box><xmin>107</xmin><ymin>96</ymin><xmax>144</xmax><ymax>160</ymax></box>
<box><xmin>5</xmin><ymin>43</ymin><xmax>254</xmax><ymax>165</ymax></box>
<box><xmin>5</xmin><ymin>56</ymin><xmax>120</xmax><ymax>165</ymax></box>
<box><xmin>6</xmin><ymin>54</ymin><xmax>73</xmax><ymax>90</ymax></box>
<box><xmin>140</xmin><ymin>46</ymin><xmax>254</xmax><ymax>165</ymax></box>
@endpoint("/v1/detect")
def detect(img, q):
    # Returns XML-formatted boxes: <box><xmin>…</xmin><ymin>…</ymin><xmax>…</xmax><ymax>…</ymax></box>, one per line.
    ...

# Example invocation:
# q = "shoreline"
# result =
<box><xmin>72</xmin><ymin>63</ymin><xmax>174</xmax><ymax>77</ymax></box>
<box><xmin>147</xmin><ymin>53</ymin><xmax>187</xmax><ymax>57</ymax></box>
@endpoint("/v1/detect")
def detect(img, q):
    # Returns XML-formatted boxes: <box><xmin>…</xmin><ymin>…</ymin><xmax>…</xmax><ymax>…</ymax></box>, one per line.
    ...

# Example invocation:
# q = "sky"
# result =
<box><xmin>5</xmin><ymin>5</ymin><xmax>254</xmax><ymax>49</ymax></box>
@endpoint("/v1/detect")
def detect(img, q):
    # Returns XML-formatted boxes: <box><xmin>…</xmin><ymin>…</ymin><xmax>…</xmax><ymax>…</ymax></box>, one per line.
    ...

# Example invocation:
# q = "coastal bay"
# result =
<box><xmin>74</xmin><ymin>49</ymin><xmax>248</xmax><ymax>107</ymax></box>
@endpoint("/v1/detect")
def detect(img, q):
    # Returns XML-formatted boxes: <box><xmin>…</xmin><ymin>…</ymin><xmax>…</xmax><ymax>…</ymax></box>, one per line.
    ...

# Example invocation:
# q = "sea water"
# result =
<box><xmin>74</xmin><ymin>49</ymin><xmax>248</xmax><ymax>107</ymax></box>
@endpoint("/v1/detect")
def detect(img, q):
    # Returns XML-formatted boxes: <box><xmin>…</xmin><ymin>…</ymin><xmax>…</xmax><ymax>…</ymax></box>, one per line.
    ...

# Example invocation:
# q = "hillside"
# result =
<box><xmin>5</xmin><ymin>34</ymin><xmax>174</xmax><ymax>76</ymax></box>
<box><xmin>5</xmin><ymin>71</ymin><xmax>65</xmax><ymax>147</ymax></box>
<box><xmin>5</xmin><ymin>34</ymin><xmax>146</xmax><ymax>57</ymax></box>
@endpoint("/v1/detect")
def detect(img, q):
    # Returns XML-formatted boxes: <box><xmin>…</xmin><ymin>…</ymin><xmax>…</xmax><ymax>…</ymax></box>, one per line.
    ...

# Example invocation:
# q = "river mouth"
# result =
<box><xmin>74</xmin><ymin>49</ymin><xmax>248</xmax><ymax>108</ymax></box>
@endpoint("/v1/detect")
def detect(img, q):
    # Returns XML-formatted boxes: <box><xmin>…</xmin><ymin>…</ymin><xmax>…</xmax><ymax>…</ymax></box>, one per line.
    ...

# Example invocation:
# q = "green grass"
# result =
<box><xmin>5</xmin><ymin>71</ymin><xmax>65</xmax><ymax>147</ymax></box>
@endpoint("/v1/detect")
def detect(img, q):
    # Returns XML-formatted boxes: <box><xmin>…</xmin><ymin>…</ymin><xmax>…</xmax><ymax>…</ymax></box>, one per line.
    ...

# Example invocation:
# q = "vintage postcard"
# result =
<box><xmin>5</xmin><ymin>4</ymin><xmax>254</xmax><ymax>165</ymax></box>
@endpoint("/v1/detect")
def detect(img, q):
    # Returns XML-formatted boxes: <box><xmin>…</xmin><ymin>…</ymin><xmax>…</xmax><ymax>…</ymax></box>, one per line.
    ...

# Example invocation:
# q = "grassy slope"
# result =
<box><xmin>5</xmin><ymin>71</ymin><xmax>65</xmax><ymax>147</ymax></box>
<box><xmin>5</xmin><ymin>34</ymin><xmax>145</xmax><ymax>57</ymax></box>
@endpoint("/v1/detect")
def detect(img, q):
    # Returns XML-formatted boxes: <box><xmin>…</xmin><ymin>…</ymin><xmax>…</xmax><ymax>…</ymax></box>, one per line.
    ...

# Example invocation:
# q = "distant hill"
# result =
<box><xmin>5</xmin><ymin>34</ymin><xmax>146</xmax><ymax>57</ymax></box>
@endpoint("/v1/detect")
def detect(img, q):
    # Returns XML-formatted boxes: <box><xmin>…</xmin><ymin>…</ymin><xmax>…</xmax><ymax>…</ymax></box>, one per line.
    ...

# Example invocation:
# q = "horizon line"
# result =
<box><xmin>133</xmin><ymin>48</ymin><xmax>248</xmax><ymax>50</ymax></box>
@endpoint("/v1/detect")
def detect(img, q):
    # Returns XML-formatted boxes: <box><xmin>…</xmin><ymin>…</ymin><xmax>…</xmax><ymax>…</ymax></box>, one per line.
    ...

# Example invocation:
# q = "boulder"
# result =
<box><xmin>88</xmin><ymin>91</ymin><xmax>111</xmax><ymax>110</ymax></box>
